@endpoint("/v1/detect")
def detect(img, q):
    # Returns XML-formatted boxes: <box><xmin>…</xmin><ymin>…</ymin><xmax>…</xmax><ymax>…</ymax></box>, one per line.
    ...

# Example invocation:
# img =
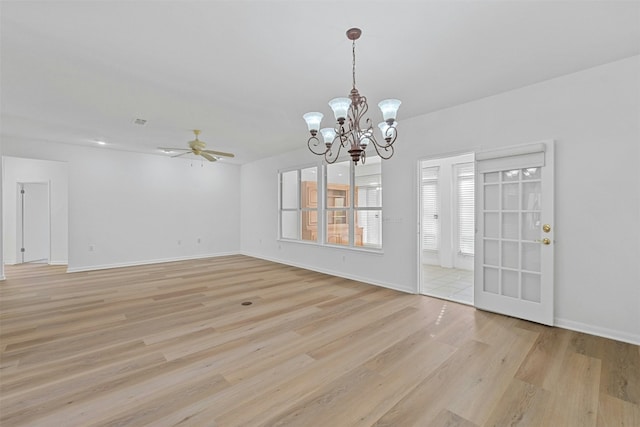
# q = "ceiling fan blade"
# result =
<box><xmin>171</xmin><ymin>151</ymin><xmax>192</xmax><ymax>158</ymax></box>
<box><xmin>202</xmin><ymin>149</ymin><xmax>235</xmax><ymax>158</ymax></box>
<box><xmin>164</xmin><ymin>131</ymin><xmax>228</xmax><ymax>161</ymax></box>
<box><xmin>200</xmin><ymin>152</ymin><xmax>217</xmax><ymax>162</ymax></box>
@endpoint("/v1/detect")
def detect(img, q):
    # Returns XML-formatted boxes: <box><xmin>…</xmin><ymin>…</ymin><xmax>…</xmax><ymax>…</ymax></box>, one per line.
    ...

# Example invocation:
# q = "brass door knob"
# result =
<box><xmin>541</xmin><ymin>238</ymin><xmax>551</xmax><ymax>245</ymax></box>
<box><xmin>542</xmin><ymin>224</ymin><xmax>551</xmax><ymax>233</ymax></box>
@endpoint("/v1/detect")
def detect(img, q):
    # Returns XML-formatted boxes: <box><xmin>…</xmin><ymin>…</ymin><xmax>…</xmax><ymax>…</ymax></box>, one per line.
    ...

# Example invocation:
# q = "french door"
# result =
<box><xmin>474</xmin><ymin>141</ymin><xmax>554</xmax><ymax>325</ymax></box>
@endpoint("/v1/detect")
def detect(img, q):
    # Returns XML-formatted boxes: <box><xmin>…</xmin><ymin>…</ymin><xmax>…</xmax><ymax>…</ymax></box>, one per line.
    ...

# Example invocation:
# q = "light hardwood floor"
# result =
<box><xmin>1</xmin><ymin>255</ymin><xmax>638</xmax><ymax>426</ymax></box>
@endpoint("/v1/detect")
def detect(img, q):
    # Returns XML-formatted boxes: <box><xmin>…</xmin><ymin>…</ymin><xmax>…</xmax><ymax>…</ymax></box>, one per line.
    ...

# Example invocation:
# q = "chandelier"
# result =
<box><xmin>303</xmin><ymin>28</ymin><xmax>401</xmax><ymax>165</ymax></box>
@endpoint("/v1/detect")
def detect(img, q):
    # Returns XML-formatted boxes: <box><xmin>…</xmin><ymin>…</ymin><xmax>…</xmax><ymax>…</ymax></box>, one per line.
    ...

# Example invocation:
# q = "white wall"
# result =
<box><xmin>241</xmin><ymin>56</ymin><xmax>640</xmax><ymax>344</ymax></box>
<box><xmin>1</xmin><ymin>139</ymin><xmax>241</xmax><ymax>271</ymax></box>
<box><xmin>3</xmin><ymin>157</ymin><xmax>69</xmax><ymax>265</ymax></box>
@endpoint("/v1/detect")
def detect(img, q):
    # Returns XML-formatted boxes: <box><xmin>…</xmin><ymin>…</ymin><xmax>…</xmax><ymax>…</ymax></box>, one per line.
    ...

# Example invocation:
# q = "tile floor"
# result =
<box><xmin>422</xmin><ymin>264</ymin><xmax>474</xmax><ymax>305</ymax></box>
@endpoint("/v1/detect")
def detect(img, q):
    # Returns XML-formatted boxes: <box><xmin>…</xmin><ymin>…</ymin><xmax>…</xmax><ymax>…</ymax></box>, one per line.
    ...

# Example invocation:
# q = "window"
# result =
<box><xmin>300</xmin><ymin>167</ymin><xmax>319</xmax><ymax>242</ymax></box>
<box><xmin>279</xmin><ymin>157</ymin><xmax>383</xmax><ymax>250</ymax></box>
<box><xmin>421</xmin><ymin>166</ymin><xmax>439</xmax><ymax>251</ymax></box>
<box><xmin>279</xmin><ymin>166</ymin><xmax>318</xmax><ymax>242</ymax></box>
<box><xmin>355</xmin><ymin>159</ymin><xmax>382</xmax><ymax>249</ymax></box>
<box><xmin>326</xmin><ymin>161</ymin><xmax>351</xmax><ymax>245</ymax></box>
<box><xmin>456</xmin><ymin>162</ymin><xmax>475</xmax><ymax>255</ymax></box>
<box><xmin>280</xmin><ymin>170</ymin><xmax>299</xmax><ymax>240</ymax></box>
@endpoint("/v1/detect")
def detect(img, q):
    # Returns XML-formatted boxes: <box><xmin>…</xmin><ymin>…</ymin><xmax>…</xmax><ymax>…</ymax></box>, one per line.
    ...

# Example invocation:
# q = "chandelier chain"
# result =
<box><xmin>352</xmin><ymin>39</ymin><xmax>357</xmax><ymax>90</ymax></box>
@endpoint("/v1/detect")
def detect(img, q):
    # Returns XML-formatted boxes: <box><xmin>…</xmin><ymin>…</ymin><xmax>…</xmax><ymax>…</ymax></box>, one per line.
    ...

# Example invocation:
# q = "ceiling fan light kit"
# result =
<box><xmin>158</xmin><ymin>130</ymin><xmax>235</xmax><ymax>162</ymax></box>
<box><xmin>303</xmin><ymin>27</ymin><xmax>400</xmax><ymax>165</ymax></box>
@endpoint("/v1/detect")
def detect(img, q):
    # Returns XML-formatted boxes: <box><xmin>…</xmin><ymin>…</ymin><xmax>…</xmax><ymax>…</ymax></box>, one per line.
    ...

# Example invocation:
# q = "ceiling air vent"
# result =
<box><xmin>132</xmin><ymin>118</ymin><xmax>147</xmax><ymax>126</ymax></box>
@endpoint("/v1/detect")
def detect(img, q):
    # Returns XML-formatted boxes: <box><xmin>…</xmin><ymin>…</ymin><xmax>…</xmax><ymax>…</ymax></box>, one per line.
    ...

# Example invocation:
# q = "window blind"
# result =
<box><xmin>421</xmin><ymin>166</ymin><xmax>439</xmax><ymax>251</ymax></box>
<box><xmin>456</xmin><ymin>163</ymin><xmax>475</xmax><ymax>255</ymax></box>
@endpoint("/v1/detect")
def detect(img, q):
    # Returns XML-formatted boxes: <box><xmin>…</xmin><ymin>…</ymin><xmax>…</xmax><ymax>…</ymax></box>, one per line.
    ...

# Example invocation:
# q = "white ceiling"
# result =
<box><xmin>1</xmin><ymin>1</ymin><xmax>639</xmax><ymax>164</ymax></box>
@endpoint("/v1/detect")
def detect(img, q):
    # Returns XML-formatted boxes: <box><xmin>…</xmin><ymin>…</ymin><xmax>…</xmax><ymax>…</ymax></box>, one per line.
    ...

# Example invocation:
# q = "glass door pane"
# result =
<box><xmin>481</xmin><ymin>167</ymin><xmax>545</xmax><ymax>299</ymax></box>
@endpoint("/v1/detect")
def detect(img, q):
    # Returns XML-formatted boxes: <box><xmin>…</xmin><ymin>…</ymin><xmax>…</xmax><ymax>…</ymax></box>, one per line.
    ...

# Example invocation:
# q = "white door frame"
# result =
<box><xmin>417</xmin><ymin>151</ymin><xmax>475</xmax><ymax>301</ymax></box>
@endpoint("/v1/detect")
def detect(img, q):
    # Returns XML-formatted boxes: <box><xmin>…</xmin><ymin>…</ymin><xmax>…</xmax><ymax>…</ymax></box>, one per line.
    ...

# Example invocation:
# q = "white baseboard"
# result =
<box><xmin>555</xmin><ymin>317</ymin><xmax>640</xmax><ymax>346</ymax></box>
<box><xmin>240</xmin><ymin>251</ymin><xmax>415</xmax><ymax>294</ymax></box>
<box><xmin>0</xmin><ymin>275</ymin><xmax>5</xmax><ymax>281</ymax></box>
<box><xmin>66</xmin><ymin>252</ymin><xmax>240</xmax><ymax>273</ymax></box>
<box><xmin>3</xmin><ymin>260</ymin><xmax>67</xmax><ymax>266</ymax></box>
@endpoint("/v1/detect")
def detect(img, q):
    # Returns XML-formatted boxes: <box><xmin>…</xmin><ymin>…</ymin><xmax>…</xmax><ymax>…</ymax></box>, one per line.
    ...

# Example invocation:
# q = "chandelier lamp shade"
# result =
<box><xmin>303</xmin><ymin>27</ymin><xmax>401</xmax><ymax>165</ymax></box>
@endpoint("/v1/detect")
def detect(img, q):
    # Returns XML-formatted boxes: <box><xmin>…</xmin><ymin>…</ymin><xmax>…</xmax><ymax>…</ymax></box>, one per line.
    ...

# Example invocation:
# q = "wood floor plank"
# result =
<box><xmin>446</xmin><ymin>321</ymin><xmax>539</xmax><ymax>425</ymax></box>
<box><xmin>96</xmin><ymin>373</ymin><xmax>230</xmax><ymax>427</ymax></box>
<box><xmin>0</xmin><ymin>339</ymin><xmax>150</xmax><ymax>397</ymax></box>
<box><xmin>262</xmin><ymin>329</ymin><xmax>457</xmax><ymax>427</ymax></box>
<box><xmin>597</xmin><ymin>392</ymin><xmax>640</xmax><ymax>427</ymax></box>
<box><xmin>599</xmin><ymin>340</ymin><xmax>640</xmax><ymax>405</ymax></box>
<box><xmin>514</xmin><ymin>323</ymin><xmax>572</xmax><ymax>390</ymax></box>
<box><xmin>372</xmin><ymin>339</ymin><xmax>493</xmax><ymax>426</ymax></box>
<box><xmin>483</xmin><ymin>378</ymin><xmax>551</xmax><ymax>427</ymax></box>
<box><xmin>0</xmin><ymin>351</ymin><xmax>168</xmax><ymax>426</ymax></box>
<box><xmin>0</xmin><ymin>256</ymin><xmax>638</xmax><ymax>426</ymax></box>
<box><xmin>541</xmin><ymin>352</ymin><xmax>602</xmax><ymax>427</ymax></box>
<box><xmin>152</xmin><ymin>354</ymin><xmax>318</xmax><ymax>426</ymax></box>
<box><xmin>430</xmin><ymin>409</ymin><xmax>479</xmax><ymax>427</ymax></box>
<box><xmin>214</xmin><ymin>308</ymin><xmax>431</xmax><ymax>426</ymax></box>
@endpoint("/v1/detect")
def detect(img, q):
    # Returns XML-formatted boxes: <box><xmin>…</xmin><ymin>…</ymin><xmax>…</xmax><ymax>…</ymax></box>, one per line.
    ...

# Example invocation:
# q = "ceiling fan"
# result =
<box><xmin>159</xmin><ymin>130</ymin><xmax>235</xmax><ymax>162</ymax></box>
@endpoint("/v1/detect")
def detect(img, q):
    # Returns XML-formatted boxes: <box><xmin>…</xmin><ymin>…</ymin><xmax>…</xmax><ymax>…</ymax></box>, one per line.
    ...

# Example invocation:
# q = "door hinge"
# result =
<box><xmin>21</xmin><ymin>189</ymin><xmax>25</xmax><ymax>194</ymax></box>
<box><xmin>21</xmin><ymin>248</ymin><xmax>26</xmax><ymax>252</ymax></box>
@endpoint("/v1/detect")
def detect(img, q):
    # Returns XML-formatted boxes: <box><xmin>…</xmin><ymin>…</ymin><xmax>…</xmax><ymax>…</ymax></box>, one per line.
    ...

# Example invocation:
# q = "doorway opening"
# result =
<box><xmin>419</xmin><ymin>153</ymin><xmax>475</xmax><ymax>305</ymax></box>
<box><xmin>2</xmin><ymin>156</ymin><xmax>69</xmax><ymax>278</ymax></box>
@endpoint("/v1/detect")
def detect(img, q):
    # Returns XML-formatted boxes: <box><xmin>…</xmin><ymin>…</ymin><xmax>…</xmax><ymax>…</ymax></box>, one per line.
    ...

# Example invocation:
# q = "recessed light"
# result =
<box><xmin>161</xmin><ymin>149</ymin><xmax>174</xmax><ymax>154</ymax></box>
<box><xmin>94</xmin><ymin>140</ymin><xmax>107</xmax><ymax>145</ymax></box>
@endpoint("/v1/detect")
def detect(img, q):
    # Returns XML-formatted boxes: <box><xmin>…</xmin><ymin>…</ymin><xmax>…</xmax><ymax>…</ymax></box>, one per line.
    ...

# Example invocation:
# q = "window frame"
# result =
<box><xmin>279</xmin><ymin>168</ymin><xmax>299</xmax><ymax>240</ymax></box>
<box><xmin>353</xmin><ymin>166</ymin><xmax>383</xmax><ymax>249</ymax></box>
<box><xmin>278</xmin><ymin>164</ymin><xmax>320</xmax><ymax>243</ymax></box>
<box><xmin>278</xmin><ymin>157</ymin><xmax>383</xmax><ymax>252</ymax></box>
